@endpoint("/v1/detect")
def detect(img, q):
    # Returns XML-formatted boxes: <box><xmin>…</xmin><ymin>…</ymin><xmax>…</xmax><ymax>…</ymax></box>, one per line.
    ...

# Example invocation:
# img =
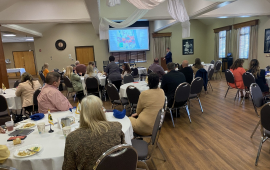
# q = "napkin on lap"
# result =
<box><xmin>113</xmin><ymin>109</ymin><xmax>126</xmax><ymax>119</ymax></box>
<box><xmin>30</xmin><ymin>113</ymin><xmax>45</xmax><ymax>121</ymax></box>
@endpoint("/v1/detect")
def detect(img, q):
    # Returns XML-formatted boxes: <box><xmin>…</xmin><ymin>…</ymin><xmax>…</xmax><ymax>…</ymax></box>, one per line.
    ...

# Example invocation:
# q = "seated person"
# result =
<box><xmin>229</xmin><ymin>59</ymin><xmax>247</xmax><ymax>98</ymax></box>
<box><xmin>179</xmin><ymin>60</ymin><xmax>193</xmax><ymax>84</ymax></box>
<box><xmin>105</xmin><ymin>56</ymin><xmax>122</xmax><ymax>90</ymax></box>
<box><xmin>192</xmin><ymin>58</ymin><xmax>203</xmax><ymax>75</ymax></box>
<box><xmin>70</xmin><ymin>64</ymin><xmax>76</xmax><ymax>73</ymax></box>
<box><xmin>149</xmin><ymin>58</ymin><xmax>165</xmax><ymax>79</ymax></box>
<box><xmin>62</xmin><ymin>95</ymin><xmax>125</xmax><ymax>170</ymax></box>
<box><xmin>38</xmin><ymin>72</ymin><xmax>72</xmax><ymax>113</ymax></box>
<box><xmin>15</xmin><ymin>72</ymin><xmax>42</xmax><ymax>112</ymax></box>
<box><xmin>248</xmin><ymin>59</ymin><xmax>269</xmax><ymax>94</ymax></box>
<box><xmin>75</xmin><ymin>61</ymin><xmax>86</xmax><ymax>76</ymax></box>
<box><xmin>42</xmin><ymin>63</ymin><xmax>49</xmax><ymax>78</ymax></box>
<box><xmin>121</xmin><ymin>63</ymin><xmax>131</xmax><ymax>79</ymax></box>
<box><xmin>89</xmin><ymin>61</ymin><xmax>99</xmax><ymax>73</ymax></box>
<box><xmin>65</xmin><ymin>66</ymin><xmax>83</xmax><ymax>93</ymax></box>
<box><xmin>84</xmin><ymin>65</ymin><xmax>100</xmax><ymax>84</ymax></box>
<box><xmin>161</xmin><ymin>62</ymin><xmax>186</xmax><ymax>108</ymax></box>
<box><xmin>129</xmin><ymin>73</ymin><xmax>165</xmax><ymax>136</ymax></box>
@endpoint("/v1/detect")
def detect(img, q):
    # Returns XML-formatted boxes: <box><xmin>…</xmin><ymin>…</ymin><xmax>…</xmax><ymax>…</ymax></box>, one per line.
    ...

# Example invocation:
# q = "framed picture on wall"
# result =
<box><xmin>182</xmin><ymin>39</ymin><xmax>194</xmax><ymax>55</ymax></box>
<box><xmin>264</xmin><ymin>29</ymin><xmax>270</xmax><ymax>53</ymax></box>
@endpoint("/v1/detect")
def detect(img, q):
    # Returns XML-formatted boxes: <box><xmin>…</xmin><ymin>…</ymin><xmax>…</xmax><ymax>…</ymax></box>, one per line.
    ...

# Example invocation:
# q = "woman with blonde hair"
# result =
<box><xmin>15</xmin><ymin>72</ymin><xmax>42</xmax><ymax>112</ymax></box>
<box><xmin>248</xmin><ymin>59</ymin><xmax>269</xmax><ymax>94</ymax></box>
<box><xmin>43</xmin><ymin>63</ymin><xmax>49</xmax><ymax>78</ymax></box>
<box><xmin>84</xmin><ymin>65</ymin><xmax>100</xmax><ymax>84</ymax></box>
<box><xmin>64</xmin><ymin>66</ymin><xmax>83</xmax><ymax>93</ymax></box>
<box><xmin>62</xmin><ymin>95</ymin><xmax>125</xmax><ymax>170</ymax></box>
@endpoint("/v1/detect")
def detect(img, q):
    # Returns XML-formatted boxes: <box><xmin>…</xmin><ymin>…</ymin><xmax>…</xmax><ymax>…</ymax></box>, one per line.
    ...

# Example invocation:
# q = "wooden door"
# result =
<box><xmin>13</xmin><ymin>51</ymin><xmax>37</xmax><ymax>76</ymax></box>
<box><xmin>75</xmin><ymin>46</ymin><xmax>95</xmax><ymax>66</ymax></box>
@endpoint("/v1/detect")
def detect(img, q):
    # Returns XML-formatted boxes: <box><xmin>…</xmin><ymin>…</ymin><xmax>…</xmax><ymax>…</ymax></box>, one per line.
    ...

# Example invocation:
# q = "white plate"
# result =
<box><xmin>16</xmin><ymin>123</ymin><xmax>36</xmax><ymax>129</ymax></box>
<box><xmin>14</xmin><ymin>144</ymin><xmax>43</xmax><ymax>158</ymax></box>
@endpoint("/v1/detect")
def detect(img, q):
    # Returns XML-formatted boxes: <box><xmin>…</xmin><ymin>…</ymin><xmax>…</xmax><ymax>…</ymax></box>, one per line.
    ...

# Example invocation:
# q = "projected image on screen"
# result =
<box><xmin>108</xmin><ymin>27</ymin><xmax>149</xmax><ymax>52</ymax></box>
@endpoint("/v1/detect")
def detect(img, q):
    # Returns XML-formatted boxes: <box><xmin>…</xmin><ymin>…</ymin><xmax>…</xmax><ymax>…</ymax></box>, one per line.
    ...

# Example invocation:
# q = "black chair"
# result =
<box><xmin>32</xmin><ymin>89</ymin><xmax>41</xmax><ymax>114</ymax></box>
<box><xmin>131</xmin><ymin>68</ymin><xmax>139</xmax><ymax>79</ymax></box>
<box><xmin>54</xmin><ymin>68</ymin><xmax>59</xmax><ymax>72</ymax></box>
<box><xmin>123</xmin><ymin>74</ymin><xmax>134</xmax><ymax>84</ymax></box>
<box><xmin>224</xmin><ymin>69</ymin><xmax>239</xmax><ymax>100</ymax></box>
<box><xmin>129</xmin><ymin>59</ymin><xmax>136</xmax><ymax>67</ymax></box>
<box><xmin>166</xmin><ymin>82</ymin><xmax>191</xmax><ymax>127</ymax></box>
<box><xmin>95</xmin><ymin>144</ymin><xmax>137</xmax><ymax>170</ymax></box>
<box><xmin>118</xmin><ymin>60</ymin><xmax>124</xmax><ymax>67</ymax></box>
<box><xmin>39</xmin><ymin>71</ymin><xmax>46</xmax><ymax>85</ymax></box>
<box><xmin>13</xmin><ymin>80</ymin><xmax>21</xmax><ymax>88</ymax></box>
<box><xmin>85</xmin><ymin>77</ymin><xmax>101</xmax><ymax>98</ymax></box>
<box><xmin>107</xmin><ymin>83</ymin><xmax>128</xmax><ymax>109</ymax></box>
<box><xmin>266</xmin><ymin>66</ymin><xmax>270</xmax><ymax>71</ymax></box>
<box><xmin>207</xmin><ymin>68</ymin><xmax>214</xmax><ymax>91</ymax></box>
<box><xmin>207</xmin><ymin>64</ymin><xmax>212</xmax><ymax>73</ymax></box>
<box><xmin>255</xmin><ymin>103</ymin><xmax>270</xmax><ymax>166</ymax></box>
<box><xmin>147</xmin><ymin>69</ymin><xmax>153</xmax><ymax>74</ymax></box>
<box><xmin>126</xmin><ymin>85</ymin><xmax>140</xmax><ymax>115</ymax></box>
<box><xmin>250</xmin><ymin>83</ymin><xmax>266</xmax><ymax>138</ymax></box>
<box><xmin>242</xmin><ymin>72</ymin><xmax>255</xmax><ymax>104</ymax></box>
<box><xmin>210</xmin><ymin>60</ymin><xmax>215</xmax><ymax>64</ymax></box>
<box><xmin>214</xmin><ymin>61</ymin><xmax>222</xmax><ymax>80</ymax></box>
<box><xmin>189</xmin><ymin>77</ymin><xmax>204</xmax><ymax>113</ymax></box>
<box><xmin>0</xmin><ymin>95</ymin><xmax>11</xmax><ymax>126</ymax></box>
<box><xmin>63</xmin><ymin>76</ymin><xmax>76</xmax><ymax>100</ymax></box>
<box><xmin>132</xmin><ymin>110</ymin><xmax>164</xmax><ymax>170</ymax></box>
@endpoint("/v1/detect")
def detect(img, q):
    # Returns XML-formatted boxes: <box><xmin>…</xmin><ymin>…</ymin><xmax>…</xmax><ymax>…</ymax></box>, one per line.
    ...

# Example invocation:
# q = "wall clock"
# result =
<box><xmin>55</xmin><ymin>39</ymin><xmax>66</xmax><ymax>51</ymax></box>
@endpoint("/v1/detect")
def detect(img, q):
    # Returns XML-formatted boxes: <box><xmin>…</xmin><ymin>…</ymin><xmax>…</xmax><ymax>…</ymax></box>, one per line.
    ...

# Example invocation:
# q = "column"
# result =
<box><xmin>0</xmin><ymin>27</ymin><xmax>9</xmax><ymax>88</ymax></box>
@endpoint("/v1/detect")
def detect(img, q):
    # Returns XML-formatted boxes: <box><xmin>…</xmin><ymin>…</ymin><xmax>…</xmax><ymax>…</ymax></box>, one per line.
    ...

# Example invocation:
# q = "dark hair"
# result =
<box><xmin>122</xmin><ymin>63</ymin><xmax>131</xmax><ymax>74</ymax></box>
<box><xmin>154</xmin><ymin>58</ymin><xmax>159</xmax><ymax>63</ymax></box>
<box><xmin>230</xmin><ymin>59</ymin><xmax>244</xmax><ymax>70</ymax></box>
<box><xmin>249</xmin><ymin>59</ymin><xmax>260</xmax><ymax>78</ymax></box>
<box><xmin>167</xmin><ymin>62</ymin><xmax>175</xmax><ymax>70</ymax></box>
<box><xmin>194</xmin><ymin>58</ymin><xmax>203</xmax><ymax>69</ymax></box>
<box><xmin>21</xmin><ymin>72</ymin><xmax>34</xmax><ymax>89</ymax></box>
<box><xmin>109</xmin><ymin>56</ymin><xmax>115</xmax><ymax>62</ymax></box>
<box><xmin>167</xmin><ymin>47</ymin><xmax>170</xmax><ymax>50</ymax></box>
<box><xmin>148</xmin><ymin>73</ymin><xmax>159</xmax><ymax>89</ymax></box>
<box><xmin>89</xmin><ymin>61</ymin><xmax>95</xmax><ymax>66</ymax></box>
<box><xmin>46</xmin><ymin>72</ymin><xmax>60</xmax><ymax>85</ymax></box>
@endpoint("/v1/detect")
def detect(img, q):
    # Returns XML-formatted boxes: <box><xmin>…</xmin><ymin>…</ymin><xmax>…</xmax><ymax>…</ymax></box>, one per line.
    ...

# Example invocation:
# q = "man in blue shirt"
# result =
<box><xmin>163</xmin><ymin>47</ymin><xmax>172</xmax><ymax>64</ymax></box>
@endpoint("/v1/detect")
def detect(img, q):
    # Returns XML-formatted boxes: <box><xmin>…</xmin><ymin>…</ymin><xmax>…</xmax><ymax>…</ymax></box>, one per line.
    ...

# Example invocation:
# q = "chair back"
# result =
<box><xmin>211</xmin><ymin>60</ymin><xmax>215</xmax><ymax>64</ymax></box>
<box><xmin>131</xmin><ymin>68</ymin><xmax>138</xmax><ymax>77</ymax></box>
<box><xmin>174</xmin><ymin>82</ymin><xmax>191</xmax><ymax>103</ymax></box>
<box><xmin>54</xmin><ymin>68</ymin><xmax>59</xmax><ymax>72</ymax></box>
<box><xmin>190</xmin><ymin>77</ymin><xmax>203</xmax><ymax>94</ymax></box>
<box><xmin>95</xmin><ymin>144</ymin><xmax>137</xmax><ymax>170</ymax></box>
<box><xmin>107</xmin><ymin>83</ymin><xmax>120</xmax><ymax>101</ymax></box>
<box><xmin>260</xmin><ymin>103</ymin><xmax>270</xmax><ymax>132</ymax></box>
<box><xmin>126</xmin><ymin>86</ymin><xmax>140</xmax><ymax>104</ymax></box>
<box><xmin>0</xmin><ymin>95</ymin><xmax>9</xmax><ymax>113</ymax></box>
<box><xmin>250</xmin><ymin>83</ymin><xmax>264</xmax><ymax>108</ymax></box>
<box><xmin>148</xmin><ymin>69</ymin><xmax>153</xmax><ymax>74</ymax></box>
<box><xmin>150</xmin><ymin>110</ymin><xmax>162</xmax><ymax>145</ymax></box>
<box><xmin>225</xmin><ymin>69</ymin><xmax>235</xmax><ymax>84</ymax></box>
<box><xmin>39</xmin><ymin>71</ymin><xmax>45</xmax><ymax>83</ymax></box>
<box><xmin>85</xmin><ymin>77</ymin><xmax>99</xmax><ymax>91</ymax></box>
<box><xmin>208</xmin><ymin>68</ymin><xmax>214</xmax><ymax>80</ymax></box>
<box><xmin>103</xmin><ymin>61</ymin><xmax>109</xmax><ymax>66</ymax></box>
<box><xmin>14</xmin><ymin>80</ymin><xmax>21</xmax><ymax>88</ymax></box>
<box><xmin>63</xmin><ymin>76</ymin><xmax>73</xmax><ymax>88</ymax></box>
<box><xmin>242</xmin><ymin>72</ymin><xmax>255</xmax><ymax>91</ymax></box>
<box><xmin>123</xmin><ymin>74</ymin><xmax>134</xmax><ymax>84</ymax></box>
<box><xmin>33</xmin><ymin>89</ymin><xmax>41</xmax><ymax>107</ymax></box>
<box><xmin>214</xmin><ymin>61</ymin><xmax>221</xmax><ymax>72</ymax></box>
<box><xmin>207</xmin><ymin>65</ymin><xmax>212</xmax><ymax>72</ymax></box>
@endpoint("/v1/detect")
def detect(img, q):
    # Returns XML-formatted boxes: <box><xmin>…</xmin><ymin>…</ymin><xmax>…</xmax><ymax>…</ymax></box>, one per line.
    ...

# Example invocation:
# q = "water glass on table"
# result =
<box><xmin>5</xmin><ymin>121</ymin><xmax>14</xmax><ymax>133</ymax></box>
<box><xmin>62</xmin><ymin>126</ymin><xmax>71</xmax><ymax>138</ymax></box>
<box><xmin>37</xmin><ymin>122</ymin><xmax>45</xmax><ymax>134</ymax></box>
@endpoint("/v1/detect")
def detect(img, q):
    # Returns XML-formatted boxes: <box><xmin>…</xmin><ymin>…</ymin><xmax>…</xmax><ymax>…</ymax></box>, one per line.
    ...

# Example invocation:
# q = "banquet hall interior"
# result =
<box><xmin>1</xmin><ymin>0</ymin><xmax>270</xmax><ymax>170</ymax></box>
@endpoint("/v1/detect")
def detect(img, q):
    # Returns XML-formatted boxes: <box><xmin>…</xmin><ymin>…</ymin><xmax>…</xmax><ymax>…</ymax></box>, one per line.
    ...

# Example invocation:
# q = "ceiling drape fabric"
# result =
<box><xmin>167</xmin><ymin>0</ymin><xmax>190</xmax><ymax>38</ymax></box>
<box><xmin>127</xmin><ymin>0</ymin><xmax>166</xmax><ymax>9</ymax></box>
<box><xmin>99</xmin><ymin>9</ymin><xmax>148</xmax><ymax>40</ymax></box>
<box><xmin>107</xmin><ymin>0</ymin><xmax>121</xmax><ymax>7</ymax></box>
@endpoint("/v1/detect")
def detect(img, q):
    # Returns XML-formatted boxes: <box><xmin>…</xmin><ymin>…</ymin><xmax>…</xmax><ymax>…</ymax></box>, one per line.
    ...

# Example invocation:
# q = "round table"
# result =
<box><xmin>81</xmin><ymin>74</ymin><xmax>106</xmax><ymax>95</ymax></box>
<box><xmin>188</xmin><ymin>63</ymin><xmax>214</xmax><ymax>71</ymax></box>
<box><xmin>1</xmin><ymin>111</ymin><xmax>133</xmax><ymax>170</ymax></box>
<box><xmin>120</xmin><ymin>81</ymin><xmax>152</xmax><ymax>98</ymax></box>
<box><xmin>1</xmin><ymin>89</ymin><xmax>22</xmax><ymax>110</ymax></box>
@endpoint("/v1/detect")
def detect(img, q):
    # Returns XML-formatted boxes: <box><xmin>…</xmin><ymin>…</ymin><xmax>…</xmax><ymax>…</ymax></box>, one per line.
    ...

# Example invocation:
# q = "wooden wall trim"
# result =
<box><xmin>233</xmin><ymin>19</ymin><xmax>259</xmax><ymax>29</ymax></box>
<box><xmin>213</xmin><ymin>26</ymin><xmax>232</xmax><ymax>33</ymax></box>
<box><xmin>152</xmin><ymin>32</ymin><xmax>172</xmax><ymax>38</ymax></box>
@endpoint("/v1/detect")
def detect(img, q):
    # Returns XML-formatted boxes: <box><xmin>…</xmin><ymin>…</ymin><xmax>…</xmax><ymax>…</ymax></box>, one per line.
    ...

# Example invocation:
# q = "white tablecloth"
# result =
<box><xmin>137</xmin><ymin>68</ymin><xmax>147</xmax><ymax>75</ymax></box>
<box><xmin>164</xmin><ymin>68</ymin><xmax>179</xmax><ymax>74</ymax></box>
<box><xmin>7</xmin><ymin>68</ymin><xmax>26</xmax><ymax>76</ymax></box>
<box><xmin>120</xmin><ymin>81</ymin><xmax>149</xmax><ymax>98</ymax></box>
<box><xmin>266</xmin><ymin>76</ymin><xmax>270</xmax><ymax>87</ymax></box>
<box><xmin>2</xmin><ymin>89</ymin><xmax>22</xmax><ymax>110</ymax></box>
<box><xmin>81</xmin><ymin>74</ymin><xmax>106</xmax><ymax>95</ymax></box>
<box><xmin>188</xmin><ymin>64</ymin><xmax>214</xmax><ymax>71</ymax></box>
<box><xmin>1</xmin><ymin>111</ymin><xmax>133</xmax><ymax>170</ymax></box>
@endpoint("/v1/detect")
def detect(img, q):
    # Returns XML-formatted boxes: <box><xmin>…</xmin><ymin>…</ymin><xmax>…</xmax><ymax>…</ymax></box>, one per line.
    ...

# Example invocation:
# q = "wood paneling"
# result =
<box><xmin>75</xmin><ymin>46</ymin><xmax>95</xmax><ymax>66</ymax></box>
<box><xmin>13</xmin><ymin>51</ymin><xmax>36</xmax><ymax>76</ymax></box>
<box><xmin>213</xmin><ymin>25</ymin><xmax>232</xmax><ymax>33</ymax></box>
<box><xmin>161</xmin><ymin>57</ymin><xmax>167</xmax><ymax>70</ymax></box>
<box><xmin>0</xmin><ymin>33</ymin><xmax>9</xmax><ymax>88</ymax></box>
<box><xmin>152</xmin><ymin>33</ymin><xmax>172</xmax><ymax>38</ymax></box>
<box><xmin>233</xmin><ymin>19</ymin><xmax>259</xmax><ymax>29</ymax></box>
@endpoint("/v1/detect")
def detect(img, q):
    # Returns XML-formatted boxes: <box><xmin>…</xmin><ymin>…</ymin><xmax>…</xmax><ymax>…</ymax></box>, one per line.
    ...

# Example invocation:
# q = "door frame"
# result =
<box><xmin>12</xmin><ymin>50</ymin><xmax>37</xmax><ymax>75</ymax></box>
<box><xmin>74</xmin><ymin>46</ymin><xmax>96</xmax><ymax>62</ymax></box>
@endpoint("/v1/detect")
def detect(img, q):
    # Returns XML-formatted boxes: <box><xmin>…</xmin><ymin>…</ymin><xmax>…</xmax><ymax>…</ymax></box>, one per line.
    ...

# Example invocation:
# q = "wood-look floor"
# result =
<box><xmin>8</xmin><ymin>74</ymin><xmax>270</xmax><ymax>170</ymax></box>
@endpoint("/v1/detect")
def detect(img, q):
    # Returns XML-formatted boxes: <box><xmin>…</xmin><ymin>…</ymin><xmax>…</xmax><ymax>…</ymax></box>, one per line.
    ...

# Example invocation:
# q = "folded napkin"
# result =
<box><xmin>113</xmin><ymin>109</ymin><xmax>126</xmax><ymax>119</ymax></box>
<box><xmin>30</xmin><ymin>113</ymin><xmax>45</xmax><ymax>121</ymax></box>
<box><xmin>0</xmin><ymin>145</ymin><xmax>10</xmax><ymax>164</ymax></box>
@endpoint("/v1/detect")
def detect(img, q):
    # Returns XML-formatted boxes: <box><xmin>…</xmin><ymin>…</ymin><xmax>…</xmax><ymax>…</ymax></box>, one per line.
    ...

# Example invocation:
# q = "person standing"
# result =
<box><xmin>163</xmin><ymin>47</ymin><xmax>172</xmax><ymax>64</ymax></box>
<box><xmin>105</xmin><ymin>56</ymin><xmax>122</xmax><ymax>90</ymax></box>
<box><xmin>149</xmin><ymin>58</ymin><xmax>165</xmax><ymax>80</ymax></box>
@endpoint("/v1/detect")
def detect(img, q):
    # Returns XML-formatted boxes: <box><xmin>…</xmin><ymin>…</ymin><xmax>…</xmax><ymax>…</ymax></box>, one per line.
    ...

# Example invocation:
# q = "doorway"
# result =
<box><xmin>13</xmin><ymin>51</ymin><xmax>37</xmax><ymax>76</ymax></box>
<box><xmin>75</xmin><ymin>46</ymin><xmax>95</xmax><ymax>66</ymax></box>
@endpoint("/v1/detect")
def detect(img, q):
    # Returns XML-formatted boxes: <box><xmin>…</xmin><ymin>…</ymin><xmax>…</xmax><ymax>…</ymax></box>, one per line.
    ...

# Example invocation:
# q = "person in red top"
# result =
<box><xmin>75</xmin><ymin>61</ymin><xmax>86</xmax><ymax>76</ymax></box>
<box><xmin>229</xmin><ymin>59</ymin><xmax>247</xmax><ymax>98</ymax></box>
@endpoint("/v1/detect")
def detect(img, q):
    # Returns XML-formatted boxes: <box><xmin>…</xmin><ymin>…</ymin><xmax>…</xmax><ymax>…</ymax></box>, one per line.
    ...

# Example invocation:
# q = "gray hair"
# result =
<box><xmin>167</xmin><ymin>62</ymin><xmax>175</xmax><ymax>71</ymax></box>
<box><xmin>75</xmin><ymin>61</ymin><xmax>80</xmax><ymax>65</ymax></box>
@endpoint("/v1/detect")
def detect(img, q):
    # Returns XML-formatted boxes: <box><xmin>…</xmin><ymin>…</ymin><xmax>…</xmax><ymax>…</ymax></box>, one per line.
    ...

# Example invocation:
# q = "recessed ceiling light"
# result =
<box><xmin>3</xmin><ymin>34</ymin><xmax>16</xmax><ymax>37</ymax></box>
<box><xmin>218</xmin><ymin>16</ymin><xmax>228</xmax><ymax>18</ymax></box>
<box><xmin>26</xmin><ymin>38</ymin><xmax>34</xmax><ymax>41</ymax></box>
